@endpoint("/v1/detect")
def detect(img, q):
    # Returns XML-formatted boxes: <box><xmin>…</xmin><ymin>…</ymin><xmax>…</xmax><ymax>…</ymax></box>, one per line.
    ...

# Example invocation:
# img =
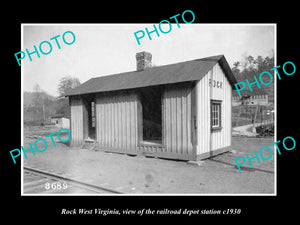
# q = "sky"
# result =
<box><xmin>22</xmin><ymin>24</ymin><xmax>275</xmax><ymax>97</ymax></box>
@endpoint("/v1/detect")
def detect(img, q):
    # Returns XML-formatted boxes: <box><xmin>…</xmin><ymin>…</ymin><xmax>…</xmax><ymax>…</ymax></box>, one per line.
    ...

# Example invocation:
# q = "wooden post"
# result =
<box><xmin>252</xmin><ymin>104</ymin><xmax>259</xmax><ymax>133</ymax></box>
<box><xmin>236</xmin><ymin>106</ymin><xmax>242</xmax><ymax>127</ymax></box>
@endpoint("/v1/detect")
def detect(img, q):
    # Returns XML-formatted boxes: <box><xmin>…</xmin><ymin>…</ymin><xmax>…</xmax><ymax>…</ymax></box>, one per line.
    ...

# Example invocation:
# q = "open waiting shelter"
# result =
<box><xmin>66</xmin><ymin>52</ymin><xmax>238</xmax><ymax>161</ymax></box>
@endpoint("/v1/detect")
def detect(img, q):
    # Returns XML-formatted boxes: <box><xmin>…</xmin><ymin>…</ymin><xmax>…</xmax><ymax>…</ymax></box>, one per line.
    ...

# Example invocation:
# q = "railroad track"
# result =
<box><xmin>23</xmin><ymin>167</ymin><xmax>123</xmax><ymax>194</ymax></box>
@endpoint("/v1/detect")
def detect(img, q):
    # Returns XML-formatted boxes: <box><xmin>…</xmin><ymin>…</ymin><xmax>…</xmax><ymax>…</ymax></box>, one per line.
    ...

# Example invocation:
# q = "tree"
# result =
<box><xmin>56</xmin><ymin>76</ymin><xmax>81</xmax><ymax>118</ymax></box>
<box><xmin>32</xmin><ymin>83</ymin><xmax>43</xmax><ymax>106</ymax></box>
<box><xmin>232</xmin><ymin>61</ymin><xmax>241</xmax><ymax>75</ymax></box>
<box><xmin>246</xmin><ymin>55</ymin><xmax>255</xmax><ymax>70</ymax></box>
<box><xmin>32</xmin><ymin>83</ymin><xmax>46</xmax><ymax>122</ymax></box>
<box><xmin>57</xmin><ymin>76</ymin><xmax>81</xmax><ymax>97</ymax></box>
<box><xmin>231</xmin><ymin>50</ymin><xmax>275</xmax><ymax>103</ymax></box>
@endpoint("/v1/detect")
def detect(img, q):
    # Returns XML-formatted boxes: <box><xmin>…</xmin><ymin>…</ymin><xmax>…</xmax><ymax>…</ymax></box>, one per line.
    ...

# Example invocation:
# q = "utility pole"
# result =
<box><xmin>252</xmin><ymin>104</ymin><xmax>259</xmax><ymax>133</ymax></box>
<box><xmin>42</xmin><ymin>96</ymin><xmax>45</xmax><ymax>123</ymax></box>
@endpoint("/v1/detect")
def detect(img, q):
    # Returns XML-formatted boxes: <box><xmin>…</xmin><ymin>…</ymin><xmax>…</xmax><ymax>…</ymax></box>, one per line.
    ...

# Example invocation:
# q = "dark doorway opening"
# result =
<box><xmin>139</xmin><ymin>86</ymin><xmax>163</xmax><ymax>144</ymax></box>
<box><xmin>83</xmin><ymin>95</ymin><xmax>96</xmax><ymax>140</ymax></box>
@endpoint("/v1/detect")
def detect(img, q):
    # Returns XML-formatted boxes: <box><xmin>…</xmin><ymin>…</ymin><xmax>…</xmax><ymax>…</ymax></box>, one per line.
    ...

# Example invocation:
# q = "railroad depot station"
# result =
<box><xmin>66</xmin><ymin>52</ymin><xmax>238</xmax><ymax>161</ymax></box>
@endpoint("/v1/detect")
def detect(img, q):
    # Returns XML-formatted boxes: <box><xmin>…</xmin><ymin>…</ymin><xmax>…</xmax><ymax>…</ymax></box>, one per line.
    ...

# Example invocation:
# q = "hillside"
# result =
<box><xmin>23</xmin><ymin>91</ymin><xmax>56</xmax><ymax>107</ymax></box>
<box><xmin>231</xmin><ymin>54</ymin><xmax>275</xmax><ymax>104</ymax></box>
<box><xmin>232</xmin><ymin>74</ymin><xmax>275</xmax><ymax>104</ymax></box>
<box><xmin>24</xmin><ymin>91</ymin><xmax>69</xmax><ymax>126</ymax></box>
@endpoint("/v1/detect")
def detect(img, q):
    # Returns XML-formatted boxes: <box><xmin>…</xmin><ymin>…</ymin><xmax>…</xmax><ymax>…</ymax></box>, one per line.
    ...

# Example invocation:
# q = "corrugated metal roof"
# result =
<box><xmin>66</xmin><ymin>55</ymin><xmax>238</xmax><ymax>96</ymax></box>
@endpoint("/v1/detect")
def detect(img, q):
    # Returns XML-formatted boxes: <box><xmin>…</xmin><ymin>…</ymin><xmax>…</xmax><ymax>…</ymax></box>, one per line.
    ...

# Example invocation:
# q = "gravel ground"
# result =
<box><xmin>22</xmin><ymin>133</ymin><xmax>275</xmax><ymax>194</ymax></box>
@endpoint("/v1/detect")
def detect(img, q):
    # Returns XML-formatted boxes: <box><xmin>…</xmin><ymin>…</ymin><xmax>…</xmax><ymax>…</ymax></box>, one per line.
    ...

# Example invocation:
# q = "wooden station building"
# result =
<box><xmin>66</xmin><ymin>52</ymin><xmax>238</xmax><ymax>161</ymax></box>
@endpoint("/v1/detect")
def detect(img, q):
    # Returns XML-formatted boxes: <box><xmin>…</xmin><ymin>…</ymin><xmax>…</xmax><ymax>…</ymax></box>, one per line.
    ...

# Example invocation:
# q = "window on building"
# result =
<box><xmin>211</xmin><ymin>100</ymin><xmax>222</xmax><ymax>130</ymax></box>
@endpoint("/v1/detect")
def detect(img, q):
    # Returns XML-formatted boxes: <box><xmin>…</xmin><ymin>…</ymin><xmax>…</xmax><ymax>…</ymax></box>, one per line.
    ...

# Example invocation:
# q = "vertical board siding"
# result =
<box><xmin>96</xmin><ymin>91</ymin><xmax>138</xmax><ymax>151</ymax></box>
<box><xmin>196</xmin><ymin>63</ymin><xmax>232</xmax><ymax>155</ymax></box>
<box><xmin>163</xmin><ymin>84</ymin><xmax>193</xmax><ymax>156</ymax></box>
<box><xmin>195</xmin><ymin>72</ymin><xmax>211</xmax><ymax>155</ymax></box>
<box><xmin>94</xmin><ymin>84</ymin><xmax>194</xmax><ymax>159</ymax></box>
<box><xmin>70</xmin><ymin>96</ymin><xmax>84</xmax><ymax>146</ymax></box>
<box><xmin>210</xmin><ymin>63</ymin><xmax>231</xmax><ymax>151</ymax></box>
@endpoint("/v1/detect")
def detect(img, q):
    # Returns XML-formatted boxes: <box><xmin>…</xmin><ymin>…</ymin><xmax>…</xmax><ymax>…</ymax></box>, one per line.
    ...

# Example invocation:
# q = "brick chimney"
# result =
<box><xmin>136</xmin><ymin>51</ymin><xmax>152</xmax><ymax>71</ymax></box>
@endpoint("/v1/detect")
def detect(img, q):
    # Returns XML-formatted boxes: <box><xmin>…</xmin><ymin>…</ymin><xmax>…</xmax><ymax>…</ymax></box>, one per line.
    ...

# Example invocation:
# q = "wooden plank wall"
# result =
<box><xmin>210</xmin><ymin>63</ymin><xmax>232</xmax><ymax>151</ymax></box>
<box><xmin>195</xmin><ymin>62</ymin><xmax>232</xmax><ymax>156</ymax></box>
<box><xmin>69</xmin><ymin>96</ymin><xmax>84</xmax><ymax>146</ymax></box>
<box><xmin>94</xmin><ymin>84</ymin><xmax>195</xmax><ymax>160</ymax></box>
<box><xmin>163</xmin><ymin>84</ymin><xmax>194</xmax><ymax>157</ymax></box>
<box><xmin>95</xmin><ymin>91</ymin><xmax>138</xmax><ymax>150</ymax></box>
<box><xmin>195</xmin><ymin>71</ymin><xmax>211</xmax><ymax>155</ymax></box>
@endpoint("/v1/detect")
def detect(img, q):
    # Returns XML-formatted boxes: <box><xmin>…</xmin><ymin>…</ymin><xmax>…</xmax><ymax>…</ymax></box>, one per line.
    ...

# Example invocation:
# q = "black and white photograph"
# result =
<box><xmin>3</xmin><ymin>4</ymin><xmax>299</xmax><ymax>221</ymax></box>
<box><xmin>21</xmin><ymin>23</ymin><xmax>276</xmax><ymax>195</ymax></box>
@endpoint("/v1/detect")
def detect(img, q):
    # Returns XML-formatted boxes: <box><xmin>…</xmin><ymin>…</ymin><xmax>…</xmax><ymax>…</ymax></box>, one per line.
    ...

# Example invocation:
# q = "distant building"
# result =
<box><xmin>232</xmin><ymin>88</ymin><xmax>268</xmax><ymax>106</ymax></box>
<box><xmin>50</xmin><ymin>115</ymin><xmax>70</xmax><ymax>129</ymax></box>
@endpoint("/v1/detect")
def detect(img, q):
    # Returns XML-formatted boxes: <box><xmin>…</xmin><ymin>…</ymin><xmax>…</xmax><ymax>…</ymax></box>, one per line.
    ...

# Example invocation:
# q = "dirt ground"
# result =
<box><xmin>22</xmin><ymin>126</ymin><xmax>275</xmax><ymax>194</ymax></box>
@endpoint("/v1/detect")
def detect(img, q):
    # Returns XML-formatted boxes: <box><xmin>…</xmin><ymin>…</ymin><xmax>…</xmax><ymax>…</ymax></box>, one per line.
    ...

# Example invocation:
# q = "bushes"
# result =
<box><xmin>255</xmin><ymin>124</ymin><xmax>274</xmax><ymax>137</ymax></box>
